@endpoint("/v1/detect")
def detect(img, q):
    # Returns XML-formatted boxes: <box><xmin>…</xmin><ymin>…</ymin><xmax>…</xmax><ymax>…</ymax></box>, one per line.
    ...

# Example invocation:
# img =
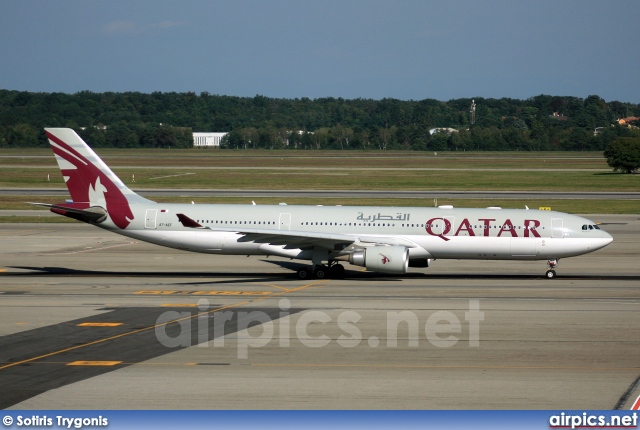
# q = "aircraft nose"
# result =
<box><xmin>599</xmin><ymin>230</ymin><xmax>614</xmax><ymax>247</ymax></box>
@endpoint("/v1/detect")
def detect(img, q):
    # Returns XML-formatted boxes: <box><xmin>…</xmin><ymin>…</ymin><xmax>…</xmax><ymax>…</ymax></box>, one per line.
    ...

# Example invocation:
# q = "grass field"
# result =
<box><xmin>1</xmin><ymin>148</ymin><xmax>638</xmax><ymax>216</ymax></box>
<box><xmin>1</xmin><ymin>167</ymin><xmax>636</xmax><ymax>192</ymax></box>
<box><xmin>0</xmin><ymin>149</ymin><xmax>636</xmax><ymax>191</ymax></box>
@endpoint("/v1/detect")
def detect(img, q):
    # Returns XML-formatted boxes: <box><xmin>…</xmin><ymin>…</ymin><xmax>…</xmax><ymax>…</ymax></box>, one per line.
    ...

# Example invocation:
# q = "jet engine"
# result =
<box><xmin>409</xmin><ymin>258</ymin><xmax>431</xmax><ymax>268</ymax></box>
<box><xmin>348</xmin><ymin>245</ymin><xmax>409</xmax><ymax>274</ymax></box>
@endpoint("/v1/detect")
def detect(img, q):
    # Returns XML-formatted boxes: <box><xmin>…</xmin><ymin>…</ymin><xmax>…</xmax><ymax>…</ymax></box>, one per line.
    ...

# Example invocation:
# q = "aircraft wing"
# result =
<box><xmin>176</xmin><ymin>213</ymin><xmax>418</xmax><ymax>250</ymax></box>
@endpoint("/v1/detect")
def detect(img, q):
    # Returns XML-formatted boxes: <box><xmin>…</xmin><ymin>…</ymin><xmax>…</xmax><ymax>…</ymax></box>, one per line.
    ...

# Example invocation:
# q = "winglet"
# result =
<box><xmin>176</xmin><ymin>213</ymin><xmax>204</xmax><ymax>228</ymax></box>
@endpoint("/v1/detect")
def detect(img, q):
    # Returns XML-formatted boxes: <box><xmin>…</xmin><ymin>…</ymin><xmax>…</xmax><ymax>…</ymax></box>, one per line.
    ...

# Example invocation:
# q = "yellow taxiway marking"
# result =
<box><xmin>0</xmin><ymin>269</ymin><xmax>7</xmax><ymax>273</ymax></box>
<box><xmin>135</xmin><ymin>290</ymin><xmax>271</xmax><ymax>296</ymax></box>
<box><xmin>192</xmin><ymin>291</ymin><xmax>271</xmax><ymax>296</ymax></box>
<box><xmin>67</xmin><ymin>361</ymin><xmax>122</xmax><ymax>366</ymax></box>
<box><xmin>77</xmin><ymin>322</ymin><xmax>123</xmax><ymax>327</ymax></box>
<box><xmin>0</xmin><ymin>279</ymin><xmax>330</xmax><ymax>372</ymax></box>
<box><xmin>134</xmin><ymin>290</ymin><xmax>177</xmax><ymax>295</ymax></box>
<box><xmin>286</xmin><ymin>280</ymin><xmax>330</xmax><ymax>293</ymax></box>
<box><xmin>262</xmin><ymin>283</ymin><xmax>290</xmax><ymax>292</ymax></box>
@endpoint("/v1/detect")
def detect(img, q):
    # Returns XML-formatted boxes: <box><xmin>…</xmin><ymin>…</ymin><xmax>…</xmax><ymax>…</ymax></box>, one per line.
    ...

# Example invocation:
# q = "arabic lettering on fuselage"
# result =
<box><xmin>356</xmin><ymin>212</ymin><xmax>410</xmax><ymax>222</ymax></box>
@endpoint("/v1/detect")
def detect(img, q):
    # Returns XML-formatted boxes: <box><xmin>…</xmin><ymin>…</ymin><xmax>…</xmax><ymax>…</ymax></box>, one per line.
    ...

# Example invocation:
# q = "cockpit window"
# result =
<box><xmin>582</xmin><ymin>224</ymin><xmax>601</xmax><ymax>231</ymax></box>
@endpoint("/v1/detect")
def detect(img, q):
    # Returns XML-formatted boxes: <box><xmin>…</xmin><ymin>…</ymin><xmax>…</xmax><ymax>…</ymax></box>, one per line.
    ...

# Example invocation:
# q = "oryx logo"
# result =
<box><xmin>380</xmin><ymin>254</ymin><xmax>391</xmax><ymax>265</ymax></box>
<box><xmin>46</xmin><ymin>131</ymin><xmax>134</xmax><ymax>229</ymax></box>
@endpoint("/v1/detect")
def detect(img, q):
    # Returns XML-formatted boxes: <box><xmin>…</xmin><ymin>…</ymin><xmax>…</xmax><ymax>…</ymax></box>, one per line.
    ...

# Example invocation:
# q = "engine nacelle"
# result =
<box><xmin>348</xmin><ymin>245</ymin><xmax>409</xmax><ymax>274</ymax></box>
<box><xmin>409</xmin><ymin>258</ymin><xmax>431</xmax><ymax>268</ymax></box>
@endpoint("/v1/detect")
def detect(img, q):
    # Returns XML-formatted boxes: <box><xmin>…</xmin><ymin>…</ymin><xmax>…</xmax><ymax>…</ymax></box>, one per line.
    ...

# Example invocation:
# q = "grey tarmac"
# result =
<box><xmin>0</xmin><ymin>216</ymin><xmax>639</xmax><ymax>409</ymax></box>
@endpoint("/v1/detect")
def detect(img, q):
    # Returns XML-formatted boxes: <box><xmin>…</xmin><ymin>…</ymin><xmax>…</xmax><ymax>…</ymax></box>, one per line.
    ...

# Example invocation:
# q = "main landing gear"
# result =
<box><xmin>545</xmin><ymin>258</ymin><xmax>559</xmax><ymax>279</ymax></box>
<box><xmin>296</xmin><ymin>262</ymin><xmax>345</xmax><ymax>280</ymax></box>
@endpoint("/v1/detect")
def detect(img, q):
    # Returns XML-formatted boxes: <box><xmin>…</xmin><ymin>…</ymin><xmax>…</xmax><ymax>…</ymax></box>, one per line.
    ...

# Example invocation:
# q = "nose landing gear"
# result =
<box><xmin>545</xmin><ymin>258</ymin><xmax>559</xmax><ymax>279</ymax></box>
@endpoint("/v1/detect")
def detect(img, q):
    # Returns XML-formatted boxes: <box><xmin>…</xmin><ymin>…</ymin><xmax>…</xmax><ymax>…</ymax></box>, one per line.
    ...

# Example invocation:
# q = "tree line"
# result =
<box><xmin>0</xmin><ymin>89</ymin><xmax>638</xmax><ymax>151</ymax></box>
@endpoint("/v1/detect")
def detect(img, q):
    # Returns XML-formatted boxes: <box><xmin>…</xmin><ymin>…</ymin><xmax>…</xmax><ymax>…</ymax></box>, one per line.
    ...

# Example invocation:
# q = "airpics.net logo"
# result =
<box><xmin>154</xmin><ymin>298</ymin><xmax>484</xmax><ymax>359</ymax></box>
<box><xmin>549</xmin><ymin>412</ymin><xmax>638</xmax><ymax>429</ymax></box>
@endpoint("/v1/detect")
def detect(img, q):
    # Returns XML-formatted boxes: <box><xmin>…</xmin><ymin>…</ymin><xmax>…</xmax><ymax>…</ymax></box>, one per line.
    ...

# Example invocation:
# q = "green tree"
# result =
<box><xmin>259</xmin><ymin>125</ymin><xmax>277</xmax><ymax>149</ymax></box>
<box><xmin>6</xmin><ymin>124</ymin><xmax>39</xmax><ymax>147</ymax></box>
<box><xmin>428</xmin><ymin>131</ymin><xmax>449</xmax><ymax>151</ymax></box>
<box><xmin>312</xmin><ymin>128</ymin><xmax>330</xmax><ymax>149</ymax></box>
<box><xmin>287</xmin><ymin>130</ymin><xmax>302</xmax><ymax>149</ymax></box>
<box><xmin>604</xmin><ymin>137</ymin><xmax>640</xmax><ymax>173</ymax></box>
<box><xmin>377</xmin><ymin>126</ymin><xmax>397</xmax><ymax>150</ymax></box>
<box><xmin>331</xmin><ymin>124</ymin><xmax>353</xmax><ymax>149</ymax></box>
<box><xmin>77</xmin><ymin>127</ymin><xmax>97</xmax><ymax>147</ymax></box>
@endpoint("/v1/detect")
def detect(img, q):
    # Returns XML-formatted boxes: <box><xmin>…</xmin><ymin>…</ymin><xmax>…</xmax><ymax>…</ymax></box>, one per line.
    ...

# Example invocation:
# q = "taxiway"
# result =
<box><xmin>1</xmin><ymin>216</ymin><xmax>638</xmax><ymax>409</ymax></box>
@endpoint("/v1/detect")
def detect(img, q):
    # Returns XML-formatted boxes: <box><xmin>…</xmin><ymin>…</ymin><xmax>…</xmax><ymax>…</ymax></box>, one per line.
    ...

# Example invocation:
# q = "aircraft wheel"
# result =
<box><xmin>545</xmin><ymin>270</ymin><xmax>556</xmax><ymax>279</ymax></box>
<box><xmin>313</xmin><ymin>266</ymin><xmax>327</xmax><ymax>279</ymax></box>
<box><xmin>297</xmin><ymin>268</ymin><xmax>310</xmax><ymax>280</ymax></box>
<box><xmin>330</xmin><ymin>264</ymin><xmax>345</xmax><ymax>279</ymax></box>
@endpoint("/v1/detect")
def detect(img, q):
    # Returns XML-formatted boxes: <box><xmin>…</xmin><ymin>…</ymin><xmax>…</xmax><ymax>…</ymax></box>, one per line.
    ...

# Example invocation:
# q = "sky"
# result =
<box><xmin>1</xmin><ymin>0</ymin><xmax>639</xmax><ymax>103</ymax></box>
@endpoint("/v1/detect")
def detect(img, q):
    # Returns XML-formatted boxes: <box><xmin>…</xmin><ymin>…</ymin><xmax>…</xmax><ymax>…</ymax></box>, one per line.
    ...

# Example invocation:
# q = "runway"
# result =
<box><xmin>1</xmin><ymin>216</ymin><xmax>639</xmax><ymax>409</ymax></box>
<box><xmin>2</xmin><ymin>188</ymin><xmax>640</xmax><ymax>200</ymax></box>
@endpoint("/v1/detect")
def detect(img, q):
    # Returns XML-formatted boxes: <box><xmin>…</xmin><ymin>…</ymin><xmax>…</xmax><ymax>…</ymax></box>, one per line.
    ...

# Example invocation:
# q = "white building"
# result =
<box><xmin>429</xmin><ymin>127</ymin><xmax>459</xmax><ymax>135</ymax></box>
<box><xmin>193</xmin><ymin>132</ymin><xmax>228</xmax><ymax>147</ymax></box>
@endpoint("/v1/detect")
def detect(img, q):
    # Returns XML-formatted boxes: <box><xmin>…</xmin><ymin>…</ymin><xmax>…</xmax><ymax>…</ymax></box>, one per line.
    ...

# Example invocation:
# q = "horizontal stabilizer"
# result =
<box><xmin>28</xmin><ymin>202</ymin><xmax>108</xmax><ymax>223</ymax></box>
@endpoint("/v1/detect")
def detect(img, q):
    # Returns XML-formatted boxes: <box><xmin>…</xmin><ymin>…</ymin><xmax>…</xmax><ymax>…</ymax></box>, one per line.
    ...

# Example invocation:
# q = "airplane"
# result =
<box><xmin>33</xmin><ymin>128</ymin><xmax>613</xmax><ymax>280</ymax></box>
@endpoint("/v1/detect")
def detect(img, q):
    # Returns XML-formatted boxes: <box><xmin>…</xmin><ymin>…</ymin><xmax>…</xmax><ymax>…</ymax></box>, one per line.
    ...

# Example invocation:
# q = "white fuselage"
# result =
<box><xmin>98</xmin><ymin>203</ymin><xmax>613</xmax><ymax>263</ymax></box>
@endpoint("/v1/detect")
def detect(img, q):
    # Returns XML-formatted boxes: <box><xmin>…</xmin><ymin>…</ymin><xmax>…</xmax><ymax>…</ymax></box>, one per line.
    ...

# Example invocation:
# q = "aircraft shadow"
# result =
<box><xmin>5</xmin><ymin>265</ymin><xmax>640</xmax><ymax>282</ymax></box>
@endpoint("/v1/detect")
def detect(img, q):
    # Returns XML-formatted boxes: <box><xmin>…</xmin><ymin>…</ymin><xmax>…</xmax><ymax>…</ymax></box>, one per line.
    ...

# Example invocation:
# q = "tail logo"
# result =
<box><xmin>88</xmin><ymin>176</ymin><xmax>108</xmax><ymax>208</ymax></box>
<box><xmin>46</xmin><ymin>131</ymin><xmax>134</xmax><ymax>229</ymax></box>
